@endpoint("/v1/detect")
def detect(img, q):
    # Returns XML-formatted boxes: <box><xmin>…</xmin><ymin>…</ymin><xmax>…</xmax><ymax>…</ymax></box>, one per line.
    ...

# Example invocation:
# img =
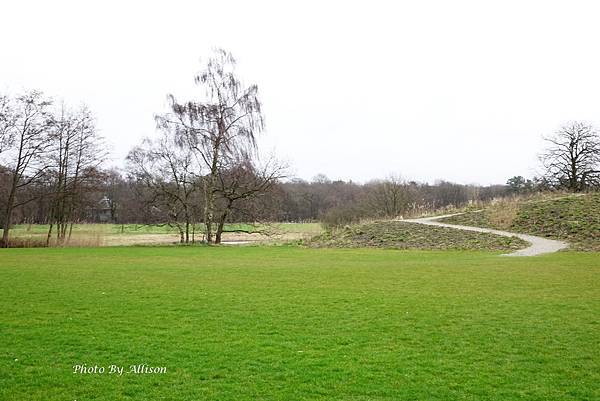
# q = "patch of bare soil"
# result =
<box><xmin>102</xmin><ymin>234</ymin><xmax>182</xmax><ymax>246</ymax></box>
<box><xmin>219</xmin><ymin>232</ymin><xmax>268</xmax><ymax>244</ymax></box>
<box><xmin>220</xmin><ymin>231</ymin><xmax>313</xmax><ymax>244</ymax></box>
<box><xmin>103</xmin><ymin>232</ymin><xmax>278</xmax><ymax>246</ymax></box>
<box><xmin>41</xmin><ymin>228</ymin><xmax>314</xmax><ymax>247</ymax></box>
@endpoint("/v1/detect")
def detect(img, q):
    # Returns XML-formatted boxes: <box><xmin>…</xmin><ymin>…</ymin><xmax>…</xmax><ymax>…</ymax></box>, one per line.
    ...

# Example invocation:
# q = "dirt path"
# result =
<box><xmin>401</xmin><ymin>213</ymin><xmax>568</xmax><ymax>256</ymax></box>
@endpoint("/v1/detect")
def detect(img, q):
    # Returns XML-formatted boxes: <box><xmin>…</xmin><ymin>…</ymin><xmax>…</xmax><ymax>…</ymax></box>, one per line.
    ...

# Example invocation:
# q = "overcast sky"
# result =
<box><xmin>2</xmin><ymin>0</ymin><xmax>600</xmax><ymax>185</ymax></box>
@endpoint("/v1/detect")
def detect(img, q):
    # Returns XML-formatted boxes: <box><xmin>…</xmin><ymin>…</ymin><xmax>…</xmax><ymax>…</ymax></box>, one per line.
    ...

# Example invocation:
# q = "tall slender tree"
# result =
<box><xmin>46</xmin><ymin>104</ymin><xmax>106</xmax><ymax>245</ymax></box>
<box><xmin>157</xmin><ymin>49</ymin><xmax>264</xmax><ymax>243</ymax></box>
<box><xmin>0</xmin><ymin>91</ymin><xmax>53</xmax><ymax>247</ymax></box>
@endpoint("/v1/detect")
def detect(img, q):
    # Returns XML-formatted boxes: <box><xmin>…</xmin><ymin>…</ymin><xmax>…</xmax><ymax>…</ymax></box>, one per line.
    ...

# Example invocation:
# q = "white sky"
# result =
<box><xmin>2</xmin><ymin>0</ymin><xmax>600</xmax><ymax>185</ymax></box>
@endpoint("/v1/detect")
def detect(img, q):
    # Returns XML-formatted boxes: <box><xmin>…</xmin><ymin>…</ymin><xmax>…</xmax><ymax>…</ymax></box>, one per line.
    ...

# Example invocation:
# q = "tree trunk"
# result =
<box><xmin>46</xmin><ymin>223</ymin><xmax>54</xmax><ymax>247</ymax></box>
<box><xmin>1</xmin><ymin>176</ymin><xmax>18</xmax><ymax>248</ymax></box>
<box><xmin>204</xmin><ymin>179</ymin><xmax>215</xmax><ymax>244</ymax></box>
<box><xmin>1</xmin><ymin>203</ymin><xmax>14</xmax><ymax>248</ymax></box>
<box><xmin>204</xmin><ymin>134</ymin><xmax>222</xmax><ymax>244</ymax></box>
<box><xmin>215</xmin><ymin>201</ymin><xmax>232</xmax><ymax>244</ymax></box>
<box><xmin>215</xmin><ymin>218</ymin><xmax>225</xmax><ymax>244</ymax></box>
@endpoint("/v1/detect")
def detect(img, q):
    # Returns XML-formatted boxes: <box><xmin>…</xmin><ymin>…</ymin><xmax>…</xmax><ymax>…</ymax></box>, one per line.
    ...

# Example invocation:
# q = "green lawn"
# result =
<box><xmin>0</xmin><ymin>247</ymin><xmax>599</xmax><ymax>400</ymax></box>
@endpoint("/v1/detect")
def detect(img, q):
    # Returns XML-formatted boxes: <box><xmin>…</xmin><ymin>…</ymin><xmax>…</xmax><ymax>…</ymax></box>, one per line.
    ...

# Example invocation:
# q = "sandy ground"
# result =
<box><xmin>401</xmin><ymin>214</ymin><xmax>568</xmax><ymax>256</ymax></box>
<box><xmin>102</xmin><ymin>234</ymin><xmax>182</xmax><ymax>246</ymax></box>
<box><xmin>102</xmin><ymin>231</ymin><xmax>308</xmax><ymax>246</ymax></box>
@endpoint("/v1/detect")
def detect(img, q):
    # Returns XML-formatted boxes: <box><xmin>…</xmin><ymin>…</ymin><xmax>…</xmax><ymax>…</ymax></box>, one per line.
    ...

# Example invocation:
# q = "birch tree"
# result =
<box><xmin>157</xmin><ymin>49</ymin><xmax>264</xmax><ymax>243</ymax></box>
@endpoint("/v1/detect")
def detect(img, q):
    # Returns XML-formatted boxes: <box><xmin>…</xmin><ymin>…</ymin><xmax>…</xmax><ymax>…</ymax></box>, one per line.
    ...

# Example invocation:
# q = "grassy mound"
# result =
<box><xmin>439</xmin><ymin>193</ymin><xmax>600</xmax><ymax>251</ymax></box>
<box><xmin>310</xmin><ymin>221</ymin><xmax>528</xmax><ymax>251</ymax></box>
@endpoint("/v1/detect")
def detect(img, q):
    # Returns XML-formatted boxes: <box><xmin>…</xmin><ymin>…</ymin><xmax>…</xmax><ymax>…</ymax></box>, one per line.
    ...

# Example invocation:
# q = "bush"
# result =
<box><xmin>320</xmin><ymin>207</ymin><xmax>362</xmax><ymax>231</ymax></box>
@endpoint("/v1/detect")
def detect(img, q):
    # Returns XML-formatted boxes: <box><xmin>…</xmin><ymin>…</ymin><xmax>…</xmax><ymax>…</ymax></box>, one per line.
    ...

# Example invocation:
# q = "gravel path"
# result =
<box><xmin>401</xmin><ymin>213</ymin><xmax>568</xmax><ymax>256</ymax></box>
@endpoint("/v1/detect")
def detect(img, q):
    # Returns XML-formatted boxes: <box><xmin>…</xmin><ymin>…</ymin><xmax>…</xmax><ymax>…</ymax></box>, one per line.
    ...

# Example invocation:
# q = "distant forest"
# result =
<box><xmin>0</xmin><ymin>167</ymin><xmax>523</xmax><ymax>226</ymax></box>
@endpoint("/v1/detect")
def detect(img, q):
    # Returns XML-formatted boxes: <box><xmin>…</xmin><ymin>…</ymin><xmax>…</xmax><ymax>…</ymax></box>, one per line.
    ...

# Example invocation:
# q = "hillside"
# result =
<box><xmin>439</xmin><ymin>193</ymin><xmax>600</xmax><ymax>251</ymax></box>
<box><xmin>310</xmin><ymin>221</ymin><xmax>528</xmax><ymax>251</ymax></box>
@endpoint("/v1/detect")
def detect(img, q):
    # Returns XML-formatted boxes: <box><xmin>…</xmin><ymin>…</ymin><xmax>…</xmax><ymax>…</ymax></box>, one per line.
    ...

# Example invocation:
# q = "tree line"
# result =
<box><xmin>1</xmin><ymin>50</ymin><xmax>599</xmax><ymax>247</ymax></box>
<box><xmin>0</xmin><ymin>91</ymin><xmax>106</xmax><ymax>247</ymax></box>
<box><xmin>0</xmin><ymin>164</ymin><xmax>514</xmax><ymax>234</ymax></box>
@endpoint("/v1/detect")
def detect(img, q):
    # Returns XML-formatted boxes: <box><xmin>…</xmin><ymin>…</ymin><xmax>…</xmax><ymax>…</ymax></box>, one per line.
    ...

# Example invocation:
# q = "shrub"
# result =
<box><xmin>320</xmin><ymin>207</ymin><xmax>362</xmax><ymax>231</ymax></box>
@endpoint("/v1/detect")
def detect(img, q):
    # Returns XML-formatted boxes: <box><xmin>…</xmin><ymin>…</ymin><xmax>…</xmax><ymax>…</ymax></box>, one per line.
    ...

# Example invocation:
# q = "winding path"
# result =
<box><xmin>401</xmin><ymin>213</ymin><xmax>568</xmax><ymax>256</ymax></box>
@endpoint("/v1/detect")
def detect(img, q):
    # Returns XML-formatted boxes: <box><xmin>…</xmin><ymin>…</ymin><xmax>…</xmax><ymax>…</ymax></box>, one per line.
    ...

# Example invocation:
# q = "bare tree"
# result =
<box><xmin>46</xmin><ymin>104</ymin><xmax>106</xmax><ymax>245</ymax></box>
<box><xmin>127</xmin><ymin>127</ymin><xmax>201</xmax><ymax>243</ymax></box>
<box><xmin>540</xmin><ymin>122</ymin><xmax>600</xmax><ymax>192</ymax></box>
<box><xmin>0</xmin><ymin>91</ymin><xmax>53</xmax><ymax>247</ymax></box>
<box><xmin>366</xmin><ymin>175</ymin><xmax>416</xmax><ymax>218</ymax></box>
<box><xmin>213</xmin><ymin>155</ymin><xmax>286</xmax><ymax>243</ymax></box>
<box><xmin>157</xmin><ymin>49</ymin><xmax>264</xmax><ymax>243</ymax></box>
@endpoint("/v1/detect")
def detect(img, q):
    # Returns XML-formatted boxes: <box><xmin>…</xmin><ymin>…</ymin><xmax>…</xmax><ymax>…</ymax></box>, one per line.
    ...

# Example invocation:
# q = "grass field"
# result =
<box><xmin>1</xmin><ymin>247</ymin><xmax>599</xmax><ymax>400</ymax></box>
